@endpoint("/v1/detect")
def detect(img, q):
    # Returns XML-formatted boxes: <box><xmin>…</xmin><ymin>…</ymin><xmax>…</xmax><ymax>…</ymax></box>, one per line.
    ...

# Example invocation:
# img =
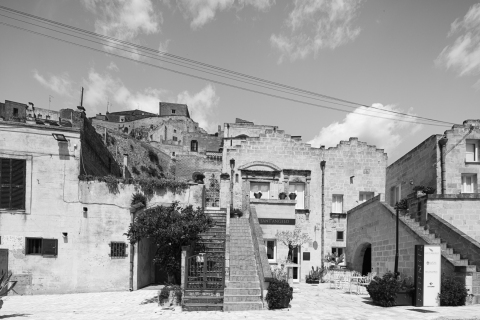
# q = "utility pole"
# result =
<box><xmin>80</xmin><ymin>87</ymin><xmax>84</xmax><ymax>107</ymax></box>
<box><xmin>320</xmin><ymin>160</ymin><xmax>326</xmax><ymax>269</ymax></box>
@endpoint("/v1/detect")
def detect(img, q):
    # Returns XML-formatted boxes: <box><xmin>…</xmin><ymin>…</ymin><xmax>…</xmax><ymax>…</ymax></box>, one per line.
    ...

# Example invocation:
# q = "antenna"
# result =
<box><xmin>80</xmin><ymin>87</ymin><xmax>84</xmax><ymax>107</ymax></box>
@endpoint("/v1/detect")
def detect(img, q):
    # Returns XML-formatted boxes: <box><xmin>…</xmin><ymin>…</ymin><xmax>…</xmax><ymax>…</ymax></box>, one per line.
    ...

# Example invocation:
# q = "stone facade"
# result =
<box><xmin>220</xmin><ymin>122</ymin><xmax>387</xmax><ymax>282</ymax></box>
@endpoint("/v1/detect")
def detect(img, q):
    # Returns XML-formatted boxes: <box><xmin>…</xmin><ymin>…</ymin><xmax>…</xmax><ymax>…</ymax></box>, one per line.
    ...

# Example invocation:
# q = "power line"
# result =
<box><xmin>0</xmin><ymin>12</ymin><xmax>438</xmax><ymax>123</ymax></box>
<box><xmin>0</xmin><ymin>20</ymin><xmax>451</xmax><ymax>128</ymax></box>
<box><xmin>0</xmin><ymin>5</ymin><xmax>455</xmax><ymax>126</ymax></box>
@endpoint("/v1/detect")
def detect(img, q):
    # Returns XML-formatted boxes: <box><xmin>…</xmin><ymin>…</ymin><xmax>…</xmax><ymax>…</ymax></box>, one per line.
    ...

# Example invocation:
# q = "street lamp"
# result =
<box><xmin>394</xmin><ymin>204</ymin><xmax>399</xmax><ymax>276</ymax></box>
<box><xmin>230</xmin><ymin>159</ymin><xmax>235</xmax><ymax>212</ymax></box>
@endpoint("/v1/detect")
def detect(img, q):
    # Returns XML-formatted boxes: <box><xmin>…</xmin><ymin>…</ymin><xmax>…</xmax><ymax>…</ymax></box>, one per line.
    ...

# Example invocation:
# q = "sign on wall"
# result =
<box><xmin>414</xmin><ymin>245</ymin><xmax>441</xmax><ymax>307</ymax></box>
<box><xmin>258</xmin><ymin>218</ymin><xmax>295</xmax><ymax>225</ymax></box>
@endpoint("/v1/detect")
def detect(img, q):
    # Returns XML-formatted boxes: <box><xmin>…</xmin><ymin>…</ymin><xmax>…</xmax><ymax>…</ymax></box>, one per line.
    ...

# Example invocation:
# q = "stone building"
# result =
<box><xmin>0</xmin><ymin>100</ymin><xmax>203</xmax><ymax>295</ymax></box>
<box><xmin>220</xmin><ymin>120</ymin><xmax>387</xmax><ymax>282</ymax></box>
<box><xmin>347</xmin><ymin>120</ymin><xmax>480</xmax><ymax>303</ymax></box>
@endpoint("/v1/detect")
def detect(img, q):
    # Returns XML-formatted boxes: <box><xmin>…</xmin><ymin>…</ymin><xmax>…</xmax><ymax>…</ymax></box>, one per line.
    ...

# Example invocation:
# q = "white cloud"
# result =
<box><xmin>33</xmin><ymin>70</ymin><xmax>73</xmax><ymax>96</ymax></box>
<box><xmin>307</xmin><ymin>104</ymin><xmax>422</xmax><ymax>155</ymax></box>
<box><xmin>107</xmin><ymin>61</ymin><xmax>120</xmax><ymax>72</ymax></box>
<box><xmin>81</xmin><ymin>0</ymin><xmax>162</xmax><ymax>57</ymax></box>
<box><xmin>271</xmin><ymin>0</ymin><xmax>363</xmax><ymax>63</ymax></box>
<box><xmin>82</xmin><ymin>69</ymin><xmax>219</xmax><ymax>130</ymax></box>
<box><xmin>177</xmin><ymin>0</ymin><xmax>274</xmax><ymax>29</ymax></box>
<box><xmin>436</xmin><ymin>3</ymin><xmax>480</xmax><ymax>82</ymax></box>
<box><xmin>176</xmin><ymin>84</ymin><xmax>219</xmax><ymax>132</ymax></box>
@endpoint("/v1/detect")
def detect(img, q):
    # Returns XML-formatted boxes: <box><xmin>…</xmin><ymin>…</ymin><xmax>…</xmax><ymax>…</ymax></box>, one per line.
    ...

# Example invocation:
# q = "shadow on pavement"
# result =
<box><xmin>0</xmin><ymin>314</ymin><xmax>31</xmax><ymax>319</ymax></box>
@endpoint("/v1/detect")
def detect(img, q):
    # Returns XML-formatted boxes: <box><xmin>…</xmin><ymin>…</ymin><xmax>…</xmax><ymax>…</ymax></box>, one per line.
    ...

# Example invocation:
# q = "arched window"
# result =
<box><xmin>191</xmin><ymin>140</ymin><xmax>198</xmax><ymax>152</ymax></box>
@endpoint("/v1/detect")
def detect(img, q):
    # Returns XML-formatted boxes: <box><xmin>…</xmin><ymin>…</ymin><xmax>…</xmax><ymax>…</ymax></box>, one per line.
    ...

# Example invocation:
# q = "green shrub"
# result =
<box><xmin>265</xmin><ymin>279</ymin><xmax>293</xmax><ymax>309</ymax></box>
<box><xmin>439</xmin><ymin>275</ymin><xmax>468</xmax><ymax>306</ymax></box>
<box><xmin>132</xmin><ymin>166</ymin><xmax>140</xmax><ymax>175</ymax></box>
<box><xmin>148</xmin><ymin>150</ymin><xmax>159</xmax><ymax>164</ymax></box>
<box><xmin>159</xmin><ymin>286</ymin><xmax>170</xmax><ymax>305</ymax></box>
<box><xmin>366</xmin><ymin>272</ymin><xmax>415</xmax><ymax>307</ymax></box>
<box><xmin>131</xmin><ymin>192</ymin><xmax>146</xmax><ymax>207</ymax></box>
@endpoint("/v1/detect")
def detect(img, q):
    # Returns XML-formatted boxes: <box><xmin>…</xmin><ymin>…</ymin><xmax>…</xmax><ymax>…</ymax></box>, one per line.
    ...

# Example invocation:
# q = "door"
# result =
<box><xmin>0</xmin><ymin>249</ymin><xmax>8</xmax><ymax>296</ymax></box>
<box><xmin>292</xmin><ymin>247</ymin><xmax>300</xmax><ymax>283</ymax></box>
<box><xmin>205</xmin><ymin>174</ymin><xmax>220</xmax><ymax>208</ymax></box>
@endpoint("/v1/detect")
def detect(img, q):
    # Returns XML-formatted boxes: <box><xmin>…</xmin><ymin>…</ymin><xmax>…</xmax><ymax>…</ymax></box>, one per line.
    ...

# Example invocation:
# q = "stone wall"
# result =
<box><xmin>183</xmin><ymin>132</ymin><xmax>223</xmax><ymax>153</ymax></box>
<box><xmin>347</xmin><ymin>195</ymin><xmax>455</xmax><ymax>277</ymax></box>
<box><xmin>427</xmin><ymin>196</ymin><xmax>480</xmax><ymax>242</ymax></box>
<box><xmin>221</xmin><ymin>126</ymin><xmax>387</xmax><ymax>281</ymax></box>
<box><xmin>176</xmin><ymin>154</ymin><xmax>222</xmax><ymax>181</ymax></box>
<box><xmin>386</xmin><ymin>135</ymin><xmax>440</xmax><ymax>205</ymax></box>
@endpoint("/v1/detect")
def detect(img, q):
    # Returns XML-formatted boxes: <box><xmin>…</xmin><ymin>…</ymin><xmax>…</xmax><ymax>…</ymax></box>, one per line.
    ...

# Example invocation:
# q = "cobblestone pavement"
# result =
<box><xmin>1</xmin><ymin>283</ymin><xmax>479</xmax><ymax>320</ymax></box>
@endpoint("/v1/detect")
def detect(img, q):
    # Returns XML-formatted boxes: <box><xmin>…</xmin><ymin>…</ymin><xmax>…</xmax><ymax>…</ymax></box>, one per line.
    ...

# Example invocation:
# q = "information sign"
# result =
<box><xmin>415</xmin><ymin>245</ymin><xmax>441</xmax><ymax>307</ymax></box>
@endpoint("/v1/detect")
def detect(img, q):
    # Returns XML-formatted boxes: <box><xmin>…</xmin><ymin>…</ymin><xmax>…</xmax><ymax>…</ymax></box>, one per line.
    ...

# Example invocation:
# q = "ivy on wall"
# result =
<box><xmin>79</xmin><ymin>175</ymin><xmax>190</xmax><ymax>195</ymax></box>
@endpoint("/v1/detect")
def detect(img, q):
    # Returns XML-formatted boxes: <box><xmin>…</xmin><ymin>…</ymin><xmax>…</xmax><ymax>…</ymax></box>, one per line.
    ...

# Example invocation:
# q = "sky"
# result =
<box><xmin>1</xmin><ymin>0</ymin><xmax>479</xmax><ymax>163</ymax></box>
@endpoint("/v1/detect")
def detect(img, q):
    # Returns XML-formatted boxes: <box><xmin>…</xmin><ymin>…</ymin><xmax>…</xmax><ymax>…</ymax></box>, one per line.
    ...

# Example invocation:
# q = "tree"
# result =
<box><xmin>125</xmin><ymin>202</ymin><xmax>214</xmax><ymax>284</ymax></box>
<box><xmin>276</xmin><ymin>228</ymin><xmax>311</xmax><ymax>263</ymax></box>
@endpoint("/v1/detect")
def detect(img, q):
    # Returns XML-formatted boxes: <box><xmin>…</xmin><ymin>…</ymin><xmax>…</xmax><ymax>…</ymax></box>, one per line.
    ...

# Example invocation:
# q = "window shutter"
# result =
<box><xmin>466</xmin><ymin>143</ymin><xmax>475</xmax><ymax>162</ymax></box>
<box><xmin>10</xmin><ymin>160</ymin><xmax>26</xmax><ymax>210</ymax></box>
<box><xmin>42</xmin><ymin>239</ymin><xmax>58</xmax><ymax>256</ymax></box>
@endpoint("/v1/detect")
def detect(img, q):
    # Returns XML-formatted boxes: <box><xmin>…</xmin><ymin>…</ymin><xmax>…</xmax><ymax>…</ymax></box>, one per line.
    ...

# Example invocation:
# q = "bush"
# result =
<box><xmin>131</xmin><ymin>166</ymin><xmax>140</xmax><ymax>175</ymax></box>
<box><xmin>439</xmin><ymin>275</ymin><xmax>468</xmax><ymax>306</ymax></box>
<box><xmin>158</xmin><ymin>284</ymin><xmax>182</xmax><ymax>306</ymax></box>
<box><xmin>159</xmin><ymin>286</ymin><xmax>170</xmax><ymax>305</ymax></box>
<box><xmin>148</xmin><ymin>150</ymin><xmax>159</xmax><ymax>164</ymax></box>
<box><xmin>131</xmin><ymin>192</ymin><xmax>146</xmax><ymax>207</ymax></box>
<box><xmin>366</xmin><ymin>272</ymin><xmax>414</xmax><ymax>307</ymax></box>
<box><xmin>265</xmin><ymin>279</ymin><xmax>293</xmax><ymax>309</ymax></box>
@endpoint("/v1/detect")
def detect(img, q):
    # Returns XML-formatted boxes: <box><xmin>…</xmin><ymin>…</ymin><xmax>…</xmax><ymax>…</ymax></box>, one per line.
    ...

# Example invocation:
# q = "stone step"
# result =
<box><xmin>455</xmin><ymin>265</ymin><xmax>478</xmax><ymax>273</ymax></box>
<box><xmin>445</xmin><ymin>253</ymin><xmax>461</xmax><ymax>261</ymax></box>
<box><xmin>230</xmin><ymin>270</ymin><xmax>258</xmax><ymax>276</ymax></box>
<box><xmin>184</xmin><ymin>289</ymin><xmax>224</xmax><ymax>297</ymax></box>
<box><xmin>230</xmin><ymin>264</ymin><xmax>257</xmax><ymax>270</ymax></box>
<box><xmin>227</xmin><ymin>281</ymin><xmax>261</xmax><ymax>289</ymax></box>
<box><xmin>230</xmin><ymin>275</ymin><xmax>259</xmax><ymax>282</ymax></box>
<box><xmin>183</xmin><ymin>303</ymin><xmax>223</xmax><ymax>312</ymax></box>
<box><xmin>224</xmin><ymin>295</ymin><xmax>262</xmax><ymax>302</ymax></box>
<box><xmin>229</xmin><ymin>259</ymin><xmax>256</xmax><ymax>265</ymax></box>
<box><xmin>183</xmin><ymin>296</ymin><xmax>223</xmax><ymax>304</ymax></box>
<box><xmin>223</xmin><ymin>302</ymin><xmax>263</xmax><ymax>312</ymax></box>
<box><xmin>224</xmin><ymin>288</ymin><xmax>261</xmax><ymax>296</ymax></box>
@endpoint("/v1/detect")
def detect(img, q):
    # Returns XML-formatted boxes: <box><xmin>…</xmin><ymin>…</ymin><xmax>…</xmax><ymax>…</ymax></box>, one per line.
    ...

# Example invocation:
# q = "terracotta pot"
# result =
<box><xmin>254</xmin><ymin>192</ymin><xmax>262</xmax><ymax>199</ymax></box>
<box><xmin>289</xmin><ymin>193</ymin><xmax>297</xmax><ymax>200</ymax></box>
<box><xmin>279</xmin><ymin>193</ymin><xmax>287</xmax><ymax>200</ymax></box>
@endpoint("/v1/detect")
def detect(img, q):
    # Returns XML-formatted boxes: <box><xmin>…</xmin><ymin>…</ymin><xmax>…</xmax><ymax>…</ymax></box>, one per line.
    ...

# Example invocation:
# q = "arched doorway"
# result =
<box><xmin>362</xmin><ymin>244</ymin><xmax>372</xmax><ymax>275</ymax></box>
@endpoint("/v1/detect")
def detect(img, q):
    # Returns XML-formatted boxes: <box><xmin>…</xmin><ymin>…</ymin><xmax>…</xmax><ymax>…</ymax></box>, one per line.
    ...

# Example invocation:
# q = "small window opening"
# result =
<box><xmin>191</xmin><ymin>140</ymin><xmax>198</xmax><ymax>152</ymax></box>
<box><xmin>336</xmin><ymin>231</ymin><xmax>344</xmax><ymax>241</ymax></box>
<box><xmin>110</xmin><ymin>242</ymin><xmax>127</xmax><ymax>258</ymax></box>
<box><xmin>13</xmin><ymin>108</ymin><xmax>18</xmax><ymax>116</ymax></box>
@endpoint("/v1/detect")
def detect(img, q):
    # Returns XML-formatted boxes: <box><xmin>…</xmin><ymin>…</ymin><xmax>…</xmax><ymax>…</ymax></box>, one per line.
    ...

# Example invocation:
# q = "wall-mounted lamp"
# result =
<box><xmin>230</xmin><ymin>158</ymin><xmax>235</xmax><ymax>170</ymax></box>
<box><xmin>305</xmin><ymin>210</ymin><xmax>310</xmax><ymax>221</ymax></box>
<box><xmin>52</xmin><ymin>133</ymin><xmax>68</xmax><ymax>142</ymax></box>
<box><xmin>62</xmin><ymin>232</ymin><xmax>68</xmax><ymax>238</ymax></box>
<box><xmin>83</xmin><ymin>207</ymin><xmax>88</xmax><ymax>218</ymax></box>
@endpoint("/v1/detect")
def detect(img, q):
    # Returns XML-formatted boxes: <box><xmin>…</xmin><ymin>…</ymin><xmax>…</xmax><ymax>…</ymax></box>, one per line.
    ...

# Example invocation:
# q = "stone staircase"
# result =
<box><xmin>183</xmin><ymin>208</ymin><xmax>226</xmax><ymax>311</ymax></box>
<box><xmin>390</xmin><ymin>205</ymin><xmax>480</xmax><ymax>304</ymax></box>
<box><xmin>224</xmin><ymin>218</ymin><xmax>263</xmax><ymax>311</ymax></box>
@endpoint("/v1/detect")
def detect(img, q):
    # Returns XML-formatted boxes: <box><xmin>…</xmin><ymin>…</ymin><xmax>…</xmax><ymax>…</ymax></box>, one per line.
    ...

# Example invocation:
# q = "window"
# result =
<box><xmin>303</xmin><ymin>252</ymin><xmax>310</xmax><ymax>261</ymax></box>
<box><xmin>174</xmin><ymin>129</ymin><xmax>177</xmax><ymax>133</ymax></box>
<box><xmin>191</xmin><ymin>140</ymin><xmax>198</xmax><ymax>152</ymax></box>
<box><xmin>173</xmin><ymin>136</ymin><xmax>178</xmax><ymax>141</ymax></box>
<box><xmin>264</xmin><ymin>239</ymin><xmax>276</xmax><ymax>262</ymax></box>
<box><xmin>0</xmin><ymin>158</ymin><xmax>26</xmax><ymax>210</ymax></box>
<box><xmin>332</xmin><ymin>247</ymin><xmax>345</xmax><ymax>256</ymax></box>
<box><xmin>332</xmin><ymin>194</ymin><xmax>343</xmax><ymax>213</ymax></box>
<box><xmin>172</xmin><ymin>152</ymin><xmax>176</xmax><ymax>157</ymax></box>
<box><xmin>171</xmin><ymin>109</ymin><xmax>176</xmax><ymax>114</ymax></box>
<box><xmin>26</xmin><ymin>238</ymin><xmax>58</xmax><ymax>256</ymax></box>
<box><xmin>461</xmin><ymin>174</ymin><xmax>477</xmax><ymax>193</ymax></box>
<box><xmin>289</xmin><ymin>183</ymin><xmax>305</xmax><ymax>209</ymax></box>
<box><xmin>466</xmin><ymin>140</ymin><xmax>479</xmax><ymax>162</ymax></box>
<box><xmin>13</xmin><ymin>108</ymin><xmax>18</xmax><ymax>116</ymax></box>
<box><xmin>390</xmin><ymin>184</ymin><xmax>401</xmax><ymax>207</ymax></box>
<box><xmin>336</xmin><ymin>231</ymin><xmax>344</xmax><ymax>241</ymax></box>
<box><xmin>250</xmin><ymin>182</ymin><xmax>270</xmax><ymax>199</ymax></box>
<box><xmin>110</xmin><ymin>242</ymin><xmax>127</xmax><ymax>258</ymax></box>
<box><xmin>359</xmin><ymin>192</ymin><xmax>374</xmax><ymax>203</ymax></box>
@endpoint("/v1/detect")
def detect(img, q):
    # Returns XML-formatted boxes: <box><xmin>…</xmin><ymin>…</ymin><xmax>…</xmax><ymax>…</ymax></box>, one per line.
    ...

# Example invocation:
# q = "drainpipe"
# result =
<box><xmin>438</xmin><ymin>137</ymin><xmax>448</xmax><ymax>195</ymax></box>
<box><xmin>320</xmin><ymin>161</ymin><xmax>326</xmax><ymax>269</ymax></box>
<box><xmin>129</xmin><ymin>203</ymin><xmax>144</xmax><ymax>291</ymax></box>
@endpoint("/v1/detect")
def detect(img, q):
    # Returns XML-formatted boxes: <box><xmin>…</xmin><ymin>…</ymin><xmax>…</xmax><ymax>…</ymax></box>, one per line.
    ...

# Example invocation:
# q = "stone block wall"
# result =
<box><xmin>386</xmin><ymin>135</ymin><xmax>440</xmax><ymax>205</ymax></box>
<box><xmin>347</xmin><ymin>195</ymin><xmax>455</xmax><ymax>277</ymax></box>
<box><xmin>427</xmin><ymin>197</ymin><xmax>480</xmax><ymax>242</ymax></box>
<box><xmin>176</xmin><ymin>154</ymin><xmax>222</xmax><ymax>181</ymax></box>
<box><xmin>183</xmin><ymin>132</ymin><xmax>223</xmax><ymax>153</ymax></box>
<box><xmin>221</xmin><ymin>127</ymin><xmax>387</xmax><ymax>281</ymax></box>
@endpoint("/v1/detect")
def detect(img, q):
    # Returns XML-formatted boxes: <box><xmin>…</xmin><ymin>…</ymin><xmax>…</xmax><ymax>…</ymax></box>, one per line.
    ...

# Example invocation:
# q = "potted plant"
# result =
<box><xmin>279</xmin><ymin>192</ymin><xmax>287</xmax><ymax>200</ymax></box>
<box><xmin>265</xmin><ymin>278</ymin><xmax>293</xmax><ymax>309</ymax></box>
<box><xmin>394</xmin><ymin>199</ymin><xmax>408</xmax><ymax>211</ymax></box>
<box><xmin>413</xmin><ymin>185</ymin><xmax>425</xmax><ymax>197</ymax></box>
<box><xmin>367</xmin><ymin>272</ymin><xmax>414</xmax><ymax>307</ymax></box>
<box><xmin>424</xmin><ymin>186</ymin><xmax>436</xmax><ymax>195</ymax></box>
<box><xmin>305</xmin><ymin>266</ymin><xmax>324</xmax><ymax>284</ymax></box>
<box><xmin>289</xmin><ymin>192</ymin><xmax>297</xmax><ymax>200</ymax></box>
<box><xmin>254</xmin><ymin>191</ymin><xmax>262</xmax><ymax>199</ymax></box>
<box><xmin>0</xmin><ymin>271</ymin><xmax>17</xmax><ymax>310</ymax></box>
<box><xmin>220</xmin><ymin>172</ymin><xmax>230</xmax><ymax>180</ymax></box>
<box><xmin>194</xmin><ymin>173</ymin><xmax>205</xmax><ymax>184</ymax></box>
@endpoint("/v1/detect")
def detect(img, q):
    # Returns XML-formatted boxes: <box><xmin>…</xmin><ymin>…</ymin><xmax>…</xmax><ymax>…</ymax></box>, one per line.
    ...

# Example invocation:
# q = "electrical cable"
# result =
<box><xmin>0</xmin><ymin>11</ymin><xmax>443</xmax><ymax>124</ymax></box>
<box><xmin>0</xmin><ymin>6</ymin><xmax>455</xmax><ymax>126</ymax></box>
<box><xmin>0</xmin><ymin>20</ymin><xmax>451</xmax><ymax>127</ymax></box>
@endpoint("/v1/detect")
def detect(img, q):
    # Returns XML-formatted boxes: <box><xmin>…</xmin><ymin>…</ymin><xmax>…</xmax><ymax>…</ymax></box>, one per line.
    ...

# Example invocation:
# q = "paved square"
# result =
<box><xmin>1</xmin><ymin>283</ymin><xmax>479</xmax><ymax>319</ymax></box>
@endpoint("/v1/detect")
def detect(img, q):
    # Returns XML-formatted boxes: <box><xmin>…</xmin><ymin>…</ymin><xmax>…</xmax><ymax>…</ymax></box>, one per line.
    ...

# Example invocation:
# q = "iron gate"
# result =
<box><xmin>186</xmin><ymin>253</ymin><xmax>224</xmax><ymax>289</ymax></box>
<box><xmin>205</xmin><ymin>174</ymin><xmax>220</xmax><ymax>208</ymax></box>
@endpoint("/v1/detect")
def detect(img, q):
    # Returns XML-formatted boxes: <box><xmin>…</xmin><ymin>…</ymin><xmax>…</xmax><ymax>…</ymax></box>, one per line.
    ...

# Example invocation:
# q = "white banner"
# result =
<box><xmin>423</xmin><ymin>245</ymin><xmax>441</xmax><ymax>307</ymax></box>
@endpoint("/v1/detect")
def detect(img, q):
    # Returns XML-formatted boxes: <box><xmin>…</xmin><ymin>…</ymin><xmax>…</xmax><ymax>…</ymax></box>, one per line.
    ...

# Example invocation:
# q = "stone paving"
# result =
<box><xmin>1</xmin><ymin>283</ymin><xmax>479</xmax><ymax>320</ymax></box>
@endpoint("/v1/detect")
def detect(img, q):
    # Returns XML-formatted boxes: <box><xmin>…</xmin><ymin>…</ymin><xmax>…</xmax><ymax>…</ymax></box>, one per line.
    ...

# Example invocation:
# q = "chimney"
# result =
<box><xmin>123</xmin><ymin>154</ymin><xmax>129</xmax><ymax>178</ymax></box>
